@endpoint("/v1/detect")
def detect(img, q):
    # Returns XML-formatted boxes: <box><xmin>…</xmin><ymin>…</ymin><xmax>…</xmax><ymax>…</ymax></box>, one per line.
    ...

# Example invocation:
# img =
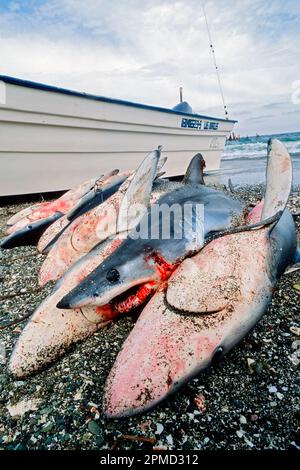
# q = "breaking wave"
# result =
<box><xmin>222</xmin><ymin>132</ymin><xmax>300</xmax><ymax>161</ymax></box>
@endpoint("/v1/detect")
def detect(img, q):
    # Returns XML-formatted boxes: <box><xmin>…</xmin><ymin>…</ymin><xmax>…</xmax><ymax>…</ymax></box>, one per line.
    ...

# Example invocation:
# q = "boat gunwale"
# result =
<box><xmin>0</xmin><ymin>75</ymin><xmax>237</xmax><ymax>124</ymax></box>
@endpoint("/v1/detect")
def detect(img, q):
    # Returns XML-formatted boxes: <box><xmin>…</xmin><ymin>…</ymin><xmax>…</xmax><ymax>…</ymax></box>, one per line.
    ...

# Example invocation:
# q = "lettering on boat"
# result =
<box><xmin>181</xmin><ymin>118</ymin><xmax>219</xmax><ymax>130</ymax></box>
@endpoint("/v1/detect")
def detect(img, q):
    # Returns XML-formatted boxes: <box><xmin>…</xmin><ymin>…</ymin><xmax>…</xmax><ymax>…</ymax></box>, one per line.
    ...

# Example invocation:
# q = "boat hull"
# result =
<box><xmin>0</xmin><ymin>77</ymin><xmax>236</xmax><ymax>196</ymax></box>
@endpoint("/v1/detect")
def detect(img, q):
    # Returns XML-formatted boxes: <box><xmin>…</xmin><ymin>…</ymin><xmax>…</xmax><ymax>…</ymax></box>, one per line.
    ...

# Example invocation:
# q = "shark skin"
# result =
<box><xmin>8</xmin><ymin>150</ymin><xmax>162</xmax><ymax>376</ymax></box>
<box><xmin>37</xmin><ymin>214</ymin><xmax>70</xmax><ymax>253</ymax></box>
<box><xmin>103</xmin><ymin>207</ymin><xmax>297</xmax><ymax>418</ymax></box>
<box><xmin>38</xmin><ymin>149</ymin><xmax>161</xmax><ymax>286</ymax></box>
<box><xmin>5</xmin><ymin>175</ymin><xmax>100</xmax><ymax>236</ymax></box>
<box><xmin>36</xmin><ymin>171</ymin><xmax>127</xmax><ymax>254</ymax></box>
<box><xmin>101</xmin><ymin>139</ymin><xmax>298</xmax><ymax>417</ymax></box>
<box><xmin>6</xmin><ymin>201</ymin><xmax>50</xmax><ymax>228</ymax></box>
<box><xmin>0</xmin><ymin>212</ymin><xmax>64</xmax><ymax>249</ymax></box>
<box><xmin>8</xmin><ymin>237</ymin><xmax>123</xmax><ymax>378</ymax></box>
<box><xmin>1</xmin><ymin>174</ymin><xmax>120</xmax><ymax>249</ymax></box>
<box><xmin>58</xmin><ymin>139</ymin><xmax>291</xmax><ymax>317</ymax></box>
<box><xmin>58</xmin><ymin>184</ymin><xmax>246</xmax><ymax>312</ymax></box>
<box><xmin>38</xmin><ymin>173</ymin><xmax>132</xmax><ymax>285</ymax></box>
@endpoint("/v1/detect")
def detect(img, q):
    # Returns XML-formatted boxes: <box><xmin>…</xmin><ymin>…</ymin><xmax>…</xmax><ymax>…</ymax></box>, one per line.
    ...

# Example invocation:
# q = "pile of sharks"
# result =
<box><xmin>1</xmin><ymin>139</ymin><xmax>299</xmax><ymax>418</ymax></box>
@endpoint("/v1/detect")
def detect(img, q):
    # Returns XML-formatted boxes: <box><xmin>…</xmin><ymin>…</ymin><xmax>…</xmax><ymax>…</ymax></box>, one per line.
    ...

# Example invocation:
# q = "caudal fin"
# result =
<box><xmin>261</xmin><ymin>139</ymin><xmax>292</xmax><ymax>220</ymax></box>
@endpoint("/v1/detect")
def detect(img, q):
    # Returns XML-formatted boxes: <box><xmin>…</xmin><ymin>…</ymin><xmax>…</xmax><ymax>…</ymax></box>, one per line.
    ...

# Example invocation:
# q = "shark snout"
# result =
<box><xmin>56</xmin><ymin>252</ymin><xmax>159</xmax><ymax>310</ymax></box>
<box><xmin>57</xmin><ymin>276</ymin><xmax>124</xmax><ymax>310</ymax></box>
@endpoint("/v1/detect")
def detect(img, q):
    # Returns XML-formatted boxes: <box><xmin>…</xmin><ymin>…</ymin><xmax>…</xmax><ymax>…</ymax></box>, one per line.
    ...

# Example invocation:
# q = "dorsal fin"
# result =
<box><xmin>261</xmin><ymin>139</ymin><xmax>292</xmax><ymax>220</ymax></box>
<box><xmin>117</xmin><ymin>148</ymin><xmax>160</xmax><ymax>232</ymax></box>
<box><xmin>183</xmin><ymin>153</ymin><xmax>206</xmax><ymax>185</ymax></box>
<box><xmin>156</xmin><ymin>155</ymin><xmax>167</xmax><ymax>175</ymax></box>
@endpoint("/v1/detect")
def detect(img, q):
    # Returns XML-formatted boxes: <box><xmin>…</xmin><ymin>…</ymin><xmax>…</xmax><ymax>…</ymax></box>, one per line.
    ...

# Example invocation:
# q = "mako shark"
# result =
<box><xmin>8</xmin><ymin>149</ymin><xmax>161</xmax><ymax>377</ymax></box>
<box><xmin>0</xmin><ymin>212</ymin><xmax>65</xmax><ymax>249</ymax></box>
<box><xmin>5</xmin><ymin>174</ymin><xmax>101</xmax><ymax>234</ymax></box>
<box><xmin>37</xmin><ymin>171</ymin><xmax>129</xmax><ymax>254</ymax></box>
<box><xmin>0</xmin><ymin>172</ymin><xmax>118</xmax><ymax>249</ymax></box>
<box><xmin>38</xmin><ymin>149</ymin><xmax>163</xmax><ymax>286</ymax></box>
<box><xmin>57</xmin><ymin>154</ymin><xmax>247</xmax><ymax>314</ymax></box>
<box><xmin>37</xmin><ymin>156</ymin><xmax>168</xmax><ymax>255</ymax></box>
<box><xmin>102</xmin><ymin>139</ymin><xmax>300</xmax><ymax>418</ymax></box>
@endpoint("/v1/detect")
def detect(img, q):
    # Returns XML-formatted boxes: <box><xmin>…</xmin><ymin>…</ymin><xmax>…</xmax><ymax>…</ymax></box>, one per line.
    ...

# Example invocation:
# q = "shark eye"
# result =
<box><xmin>106</xmin><ymin>268</ymin><xmax>120</xmax><ymax>283</ymax></box>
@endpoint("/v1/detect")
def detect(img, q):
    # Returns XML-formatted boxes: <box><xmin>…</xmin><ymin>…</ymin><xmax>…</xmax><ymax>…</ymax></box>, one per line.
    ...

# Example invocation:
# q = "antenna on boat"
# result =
<box><xmin>201</xmin><ymin>1</ymin><xmax>229</xmax><ymax>120</ymax></box>
<box><xmin>179</xmin><ymin>86</ymin><xmax>183</xmax><ymax>103</ymax></box>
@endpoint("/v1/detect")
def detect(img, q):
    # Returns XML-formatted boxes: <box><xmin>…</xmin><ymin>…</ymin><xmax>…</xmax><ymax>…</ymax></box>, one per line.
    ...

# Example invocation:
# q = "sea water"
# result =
<box><xmin>209</xmin><ymin>131</ymin><xmax>300</xmax><ymax>187</ymax></box>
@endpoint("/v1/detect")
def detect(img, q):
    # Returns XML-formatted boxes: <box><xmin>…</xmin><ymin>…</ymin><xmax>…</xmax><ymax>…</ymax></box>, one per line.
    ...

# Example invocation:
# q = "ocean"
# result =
<box><xmin>210</xmin><ymin>131</ymin><xmax>300</xmax><ymax>187</ymax></box>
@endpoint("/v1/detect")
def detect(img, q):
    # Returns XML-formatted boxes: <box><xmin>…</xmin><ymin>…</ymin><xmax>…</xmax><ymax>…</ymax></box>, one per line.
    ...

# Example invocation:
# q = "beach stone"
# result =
<box><xmin>7</xmin><ymin>398</ymin><xmax>41</xmax><ymax>418</ymax></box>
<box><xmin>14</xmin><ymin>443</ymin><xmax>27</xmax><ymax>450</ymax></box>
<box><xmin>290</xmin><ymin>326</ymin><xmax>300</xmax><ymax>336</ymax></box>
<box><xmin>41</xmin><ymin>422</ymin><xmax>54</xmax><ymax>433</ymax></box>
<box><xmin>39</xmin><ymin>406</ymin><xmax>52</xmax><ymax>415</ymax></box>
<box><xmin>88</xmin><ymin>420</ymin><xmax>102</xmax><ymax>436</ymax></box>
<box><xmin>247</xmin><ymin>358</ymin><xmax>255</xmax><ymax>373</ymax></box>
<box><xmin>244</xmin><ymin>437</ymin><xmax>254</xmax><ymax>448</ymax></box>
<box><xmin>156</xmin><ymin>423</ymin><xmax>164</xmax><ymax>435</ymax></box>
<box><xmin>96</xmin><ymin>434</ymin><xmax>104</xmax><ymax>447</ymax></box>
<box><xmin>0</xmin><ymin>374</ymin><xmax>8</xmax><ymax>385</ymax></box>
<box><xmin>240</xmin><ymin>415</ymin><xmax>247</xmax><ymax>424</ymax></box>
<box><xmin>82</xmin><ymin>433</ymin><xmax>91</xmax><ymax>442</ymax></box>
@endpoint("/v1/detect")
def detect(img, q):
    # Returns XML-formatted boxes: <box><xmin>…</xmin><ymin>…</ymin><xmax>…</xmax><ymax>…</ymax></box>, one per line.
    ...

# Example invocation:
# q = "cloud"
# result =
<box><xmin>0</xmin><ymin>0</ymin><xmax>299</xmax><ymax>134</ymax></box>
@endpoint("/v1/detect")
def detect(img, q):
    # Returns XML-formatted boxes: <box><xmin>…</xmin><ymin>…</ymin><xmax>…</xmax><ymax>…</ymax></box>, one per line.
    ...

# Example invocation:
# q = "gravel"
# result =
<box><xmin>0</xmin><ymin>184</ymin><xmax>299</xmax><ymax>451</ymax></box>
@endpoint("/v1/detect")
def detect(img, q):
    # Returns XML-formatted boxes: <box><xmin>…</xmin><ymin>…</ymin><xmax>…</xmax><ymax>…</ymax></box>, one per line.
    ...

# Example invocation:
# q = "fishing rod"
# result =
<box><xmin>201</xmin><ymin>1</ymin><xmax>229</xmax><ymax>120</ymax></box>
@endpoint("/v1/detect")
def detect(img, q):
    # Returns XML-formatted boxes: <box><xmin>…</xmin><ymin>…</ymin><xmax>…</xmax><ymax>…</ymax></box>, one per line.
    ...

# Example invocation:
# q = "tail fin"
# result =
<box><xmin>261</xmin><ymin>139</ymin><xmax>292</xmax><ymax>220</ymax></box>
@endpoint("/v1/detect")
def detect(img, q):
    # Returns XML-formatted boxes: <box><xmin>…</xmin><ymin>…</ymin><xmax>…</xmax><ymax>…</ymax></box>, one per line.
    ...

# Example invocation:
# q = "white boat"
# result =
<box><xmin>0</xmin><ymin>76</ymin><xmax>236</xmax><ymax>196</ymax></box>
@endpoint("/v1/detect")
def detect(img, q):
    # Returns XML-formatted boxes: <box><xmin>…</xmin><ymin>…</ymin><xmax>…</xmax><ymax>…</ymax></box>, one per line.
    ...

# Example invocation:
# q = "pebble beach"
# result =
<box><xmin>0</xmin><ymin>183</ymin><xmax>299</xmax><ymax>451</ymax></box>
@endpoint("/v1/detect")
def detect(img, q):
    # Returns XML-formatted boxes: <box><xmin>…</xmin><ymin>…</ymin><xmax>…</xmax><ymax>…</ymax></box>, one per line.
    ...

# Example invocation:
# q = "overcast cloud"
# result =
<box><xmin>0</xmin><ymin>0</ymin><xmax>299</xmax><ymax>134</ymax></box>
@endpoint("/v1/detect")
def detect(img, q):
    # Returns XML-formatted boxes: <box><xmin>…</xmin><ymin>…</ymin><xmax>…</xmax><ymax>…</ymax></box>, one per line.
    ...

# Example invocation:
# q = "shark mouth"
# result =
<box><xmin>112</xmin><ymin>281</ymin><xmax>158</xmax><ymax>314</ymax></box>
<box><xmin>105</xmin><ymin>253</ymin><xmax>179</xmax><ymax>317</ymax></box>
<box><xmin>109</xmin><ymin>252</ymin><xmax>179</xmax><ymax>314</ymax></box>
<box><xmin>78</xmin><ymin>281</ymin><xmax>160</xmax><ymax>325</ymax></box>
<box><xmin>92</xmin><ymin>280</ymin><xmax>163</xmax><ymax>321</ymax></box>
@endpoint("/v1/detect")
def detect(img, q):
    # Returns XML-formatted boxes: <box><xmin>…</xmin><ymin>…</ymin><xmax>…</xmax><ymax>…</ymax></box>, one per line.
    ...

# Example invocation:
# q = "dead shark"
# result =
<box><xmin>8</xmin><ymin>149</ymin><xmax>161</xmax><ymax>377</ymax></box>
<box><xmin>0</xmin><ymin>172</ymin><xmax>118</xmax><ymax>249</ymax></box>
<box><xmin>58</xmin><ymin>154</ymin><xmax>247</xmax><ymax>315</ymax></box>
<box><xmin>38</xmin><ymin>149</ymin><xmax>162</xmax><ymax>285</ymax></box>
<box><xmin>102</xmin><ymin>139</ymin><xmax>300</xmax><ymax>417</ymax></box>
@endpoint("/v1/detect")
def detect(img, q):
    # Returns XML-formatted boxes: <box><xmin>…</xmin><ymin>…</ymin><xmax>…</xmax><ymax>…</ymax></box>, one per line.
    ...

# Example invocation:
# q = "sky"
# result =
<box><xmin>0</xmin><ymin>0</ymin><xmax>299</xmax><ymax>135</ymax></box>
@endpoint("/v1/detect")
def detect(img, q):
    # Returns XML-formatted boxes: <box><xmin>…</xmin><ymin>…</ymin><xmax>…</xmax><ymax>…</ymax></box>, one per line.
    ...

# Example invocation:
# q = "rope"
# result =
<box><xmin>0</xmin><ymin>311</ymin><xmax>32</xmax><ymax>330</ymax></box>
<box><xmin>201</xmin><ymin>1</ymin><xmax>229</xmax><ymax>120</ymax></box>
